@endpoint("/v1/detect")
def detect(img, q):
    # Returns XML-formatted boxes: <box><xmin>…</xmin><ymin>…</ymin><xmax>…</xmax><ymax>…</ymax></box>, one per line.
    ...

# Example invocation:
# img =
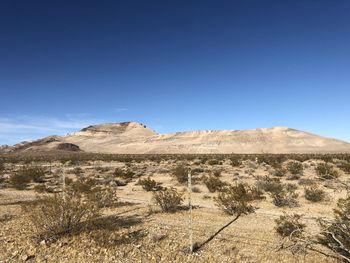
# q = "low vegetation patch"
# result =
<box><xmin>275</xmin><ymin>213</ymin><xmax>305</xmax><ymax>237</ymax></box>
<box><xmin>153</xmin><ymin>187</ymin><xmax>183</xmax><ymax>212</ymax></box>
<box><xmin>315</xmin><ymin>163</ymin><xmax>339</xmax><ymax>180</ymax></box>
<box><xmin>215</xmin><ymin>183</ymin><xmax>260</xmax><ymax>216</ymax></box>
<box><xmin>22</xmin><ymin>189</ymin><xmax>100</xmax><ymax>241</ymax></box>
<box><xmin>138</xmin><ymin>177</ymin><xmax>162</xmax><ymax>191</ymax></box>
<box><xmin>202</xmin><ymin>176</ymin><xmax>227</xmax><ymax>192</ymax></box>
<box><xmin>304</xmin><ymin>186</ymin><xmax>326</xmax><ymax>202</ymax></box>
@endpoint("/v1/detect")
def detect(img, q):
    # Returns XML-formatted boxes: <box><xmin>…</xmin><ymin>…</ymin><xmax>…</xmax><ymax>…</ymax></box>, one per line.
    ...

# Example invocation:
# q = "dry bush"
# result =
<box><xmin>273</xmin><ymin>168</ymin><xmax>286</xmax><ymax>177</ymax></box>
<box><xmin>304</xmin><ymin>186</ymin><xmax>326</xmax><ymax>202</ymax></box>
<box><xmin>0</xmin><ymin>162</ymin><xmax>4</xmax><ymax>173</ymax></box>
<box><xmin>261</xmin><ymin>179</ymin><xmax>299</xmax><ymax>208</ymax></box>
<box><xmin>255</xmin><ymin>176</ymin><xmax>282</xmax><ymax>192</ymax></box>
<box><xmin>339</xmin><ymin>162</ymin><xmax>350</xmax><ymax>174</ymax></box>
<box><xmin>138</xmin><ymin>177</ymin><xmax>162</xmax><ymax>191</ymax></box>
<box><xmin>86</xmin><ymin>186</ymin><xmax>119</xmax><ymax>208</ymax></box>
<box><xmin>230</xmin><ymin>156</ymin><xmax>242</xmax><ymax>167</ymax></box>
<box><xmin>152</xmin><ymin>187</ymin><xmax>183</xmax><ymax>213</ymax></box>
<box><xmin>34</xmin><ymin>184</ymin><xmax>48</xmax><ymax>193</ymax></box>
<box><xmin>71</xmin><ymin>178</ymin><xmax>98</xmax><ymax>194</ymax></box>
<box><xmin>22</xmin><ymin>190</ymin><xmax>100</xmax><ymax>241</ymax></box>
<box><xmin>275</xmin><ymin>213</ymin><xmax>305</xmax><ymax>237</ymax></box>
<box><xmin>192</xmin><ymin>186</ymin><xmax>201</xmax><ymax>193</ymax></box>
<box><xmin>286</xmin><ymin>161</ymin><xmax>304</xmax><ymax>175</ymax></box>
<box><xmin>207</xmin><ymin>159</ymin><xmax>220</xmax><ymax>165</ymax></box>
<box><xmin>202</xmin><ymin>176</ymin><xmax>227</xmax><ymax>193</ymax></box>
<box><xmin>298</xmin><ymin>178</ymin><xmax>315</xmax><ymax>186</ymax></box>
<box><xmin>215</xmin><ymin>183</ymin><xmax>257</xmax><ymax>216</ymax></box>
<box><xmin>113</xmin><ymin>168</ymin><xmax>135</xmax><ymax>180</ymax></box>
<box><xmin>172</xmin><ymin>165</ymin><xmax>188</xmax><ymax>184</ymax></box>
<box><xmin>73</xmin><ymin>167</ymin><xmax>84</xmax><ymax>176</ymax></box>
<box><xmin>212</xmin><ymin>169</ymin><xmax>222</xmax><ymax>177</ymax></box>
<box><xmin>317</xmin><ymin>195</ymin><xmax>350</xmax><ymax>262</ymax></box>
<box><xmin>315</xmin><ymin>163</ymin><xmax>339</xmax><ymax>180</ymax></box>
<box><xmin>9</xmin><ymin>172</ymin><xmax>31</xmax><ymax>189</ymax></box>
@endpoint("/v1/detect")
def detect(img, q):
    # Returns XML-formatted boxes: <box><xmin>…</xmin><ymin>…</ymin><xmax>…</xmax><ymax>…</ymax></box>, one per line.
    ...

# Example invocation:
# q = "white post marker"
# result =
<box><xmin>188</xmin><ymin>169</ymin><xmax>193</xmax><ymax>253</ymax></box>
<box><xmin>62</xmin><ymin>169</ymin><xmax>66</xmax><ymax>201</ymax></box>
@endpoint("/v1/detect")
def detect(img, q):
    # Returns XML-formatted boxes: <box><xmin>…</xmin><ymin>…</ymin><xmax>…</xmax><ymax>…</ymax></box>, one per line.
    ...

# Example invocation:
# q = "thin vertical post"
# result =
<box><xmin>188</xmin><ymin>169</ymin><xmax>193</xmax><ymax>253</ymax></box>
<box><xmin>62</xmin><ymin>168</ymin><xmax>66</xmax><ymax>201</ymax></box>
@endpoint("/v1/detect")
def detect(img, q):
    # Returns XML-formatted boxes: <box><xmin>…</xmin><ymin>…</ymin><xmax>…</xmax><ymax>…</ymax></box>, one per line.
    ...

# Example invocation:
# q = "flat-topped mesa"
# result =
<box><xmin>74</xmin><ymin>121</ymin><xmax>157</xmax><ymax>137</ymax></box>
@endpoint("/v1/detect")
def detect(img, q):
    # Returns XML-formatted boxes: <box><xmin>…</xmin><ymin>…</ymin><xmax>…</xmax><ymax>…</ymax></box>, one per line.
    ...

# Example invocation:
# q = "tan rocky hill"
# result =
<box><xmin>2</xmin><ymin>121</ymin><xmax>350</xmax><ymax>154</ymax></box>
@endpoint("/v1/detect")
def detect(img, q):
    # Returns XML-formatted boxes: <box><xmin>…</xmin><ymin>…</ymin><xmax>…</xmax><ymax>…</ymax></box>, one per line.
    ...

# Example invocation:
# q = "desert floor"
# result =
<box><xmin>0</xmin><ymin>156</ymin><xmax>349</xmax><ymax>262</ymax></box>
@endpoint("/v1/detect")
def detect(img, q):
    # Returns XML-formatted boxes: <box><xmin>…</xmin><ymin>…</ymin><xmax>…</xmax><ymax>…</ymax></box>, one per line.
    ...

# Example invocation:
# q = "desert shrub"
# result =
<box><xmin>255</xmin><ymin>176</ymin><xmax>282</xmax><ymax>193</ymax></box>
<box><xmin>86</xmin><ymin>186</ymin><xmax>119</xmax><ymax>208</ymax></box>
<box><xmin>339</xmin><ymin>162</ymin><xmax>350</xmax><ymax>174</ymax></box>
<box><xmin>315</xmin><ymin>163</ymin><xmax>339</xmax><ymax>180</ymax></box>
<box><xmin>71</xmin><ymin>178</ymin><xmax>97</xmax><ymax>194</ymax></box>
<box><xmin>192</xmin><ymin>186</ymin><xmax>201</xmax><ymax>193</ymax></box>
<box><xmin>207</xmin><ymin>159</ymin><xmax>219</xmax><ymax>165</ymax></box>
<box><xmin>249</xmin><ymin>185</ymin><xmax>265</xmax><ymax>200</ymax></box>
<box><xmin>230</xmin><ymin>156</ymin><xmax>242</xmax><ymax>167</ymax></box>
<box><xmin>15</xmin><ymin>166</ymin><xmax>46</xmax><ymax>183</ymax></box>
<box><xmin>22</xmin><ymin>190</ymin><xmax>100</xmax><ymax>241</ymax></box>
<box><xmin>73</xmin><ymin>167</ymin><xmax>83</xmax><ymax>176</ymax></box>
<box><xmin>264</xmin><ymin>180</ymin><xmax>299</xmax><ymax>208</ymax></box>
<box><xmin>298</xmin><ymin>178</ymin><xmax>315</xmax><ymax>186</ymax></box>
<box><xmin>273</xmin><ymin>168</ymin><xmax>286</xmax><ymax>177</ymax></box>
<box><xmin>9</xmin><ymin>172</ymin><xmax>31</xmax><ymax>189</ymax></box>
<box><xmin>34</xmin><ymin>184</ymin><xmax>48</xmax><ymax>193</ymax></box>
<box><xmin>212</xmin><ymin>170</ymin><xmax>222</xmax><ymax>177</ymax></box>
<box><xmin>191</xmin><ymin>167</ymin><xmax>205</xmax><ymax>174</ymax></box>
<box><xmin>286</xmin><ymin>161</ymin><xmax>303</xmax><ymax>175</ymax></box>
<box><xmin>318</xmin><ymin>195</ymin><xmax>350</xmax><ymax>261</ymax></box>
<box><xmin>202</xmin><ymin>176</ymin><xmax>227</xmax><ymax>193</ymax></box>
<box><xmin>113</xmin><ymin>168</ymin><xmax>135</xmax><ymax>180</ymax></box>
<box><xmin>304</xmin><ymin>186</ymin><xmax>326</xmax><ymax>202</ymax></box>
<box><xmin>0</xmin><ymin>162</ymin><xmax>4</xmax><ymax>173</ymax></box>
<box><xmin>172</xmin><ymin>165</ymin><xmax>188</xmax><ymax>184</ymax></box>
<box><xmin>275</xmin><ymin>213</ymin><xmax>305</xmax><ymax>237</ymax></box>
<box><xmin>153</xmin><ymin>187</ymin><xmax>183</xmax><ymax>213</ymax></box>
<box><xmin>138</xmin><ymin>177</ymin><xmax>162</xmax><ymax>191</ymax></box>
<box><xmin>215</xmin><ymin>183</ymin><xmax>257</xmax><ymax>216</ymax></box>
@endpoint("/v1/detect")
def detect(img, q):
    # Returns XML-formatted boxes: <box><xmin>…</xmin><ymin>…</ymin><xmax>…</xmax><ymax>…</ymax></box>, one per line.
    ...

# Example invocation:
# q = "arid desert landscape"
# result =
<box><xmin>1</xmin><ymin>123</ymin><xmax>350</xmax><ymax>262</ymax></box>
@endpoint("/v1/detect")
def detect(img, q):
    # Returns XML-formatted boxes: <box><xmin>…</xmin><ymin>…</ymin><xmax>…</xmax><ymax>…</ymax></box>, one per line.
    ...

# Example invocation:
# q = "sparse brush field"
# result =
<box><xmin>0</xmin><ymin>153</ymin><xmax>350</xmax><ymax>262</ymax></box>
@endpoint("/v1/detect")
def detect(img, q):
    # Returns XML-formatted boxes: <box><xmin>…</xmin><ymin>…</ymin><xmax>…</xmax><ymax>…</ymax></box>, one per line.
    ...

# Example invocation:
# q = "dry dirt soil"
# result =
<box><xmin>0</xmin><ymin>157</ymin><xmax>349</xmax><ymax>262</ymax></box>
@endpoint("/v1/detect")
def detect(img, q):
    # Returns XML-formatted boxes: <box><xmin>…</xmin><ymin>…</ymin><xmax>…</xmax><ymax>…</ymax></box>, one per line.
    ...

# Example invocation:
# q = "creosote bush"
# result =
<box><xmin>86</xmin><ymin>186</ymin><xmax>119</xmax><ymax>208</ymax></box>
<box><xmin>172</xmin><ymin>165</ymin><xmax>188</xmax><ymax>184</ymax></box>
<box><xmin>304</xmin><ymin>186</ymin><xmax>326</xmax><ymax>202</ymax></box>
<box><xmin>215</xmin><ymin>183</ymin><xmax>259</xmax><ymax>216</ymax></box>
<box><xmin>22</xmin><ymin>189</ymin><xmax>100</xmax><ymax>241</ymax></box>
<box><xmin>9</xmin><ymin>172</ymin><xmax>31</xmax><ymax>189</ymax></box>
<box><xmin>138</xmin><ymin>177</ymin><xmax>162</xmax><ymax>191</ymax></box>
<box><xmin>317</xmin><ymin>195</ymin><xmax>350</xmax><ymax>261</ymax></box>
<box><xmin>315</xmin><ymin>163</ymin><xmax>339</xmax><ymax>180</ymax></box>
<box><xmin>202</xmin><ymin>176</ymin><xmax>227</xmax><ymax>193</ymax></box>
<box><xmin>258</xmin><ymin>177</ymin><xmax>299</xmax><ymax>207</ymax></box>
<box><xmin>286</xmin><ymin>161</ymin><xmax>303</xmax><ymax>175</ymax></box>
<box><xmin>153</xmin><ymin>187</ymin><xmax>183</xmax><ymax>213</ymax></box>
<box><xmin>113</xmin><ymin>168</ymin><xmax>135</xmax><ymax>180</ymax></box>
<box><xmin>275</xmin><ymin>213</ymin><xmax>305</xmax><ymax>237</ymax></box>
<box><xmin>71</xmin><ymin>178</ymin><xmax>97</xmax><ymax>194</ymax></box>
<box><xmin>230</xmin><ymin>156</ymin><xmax>242</xmax><ymax>167</ymax></box>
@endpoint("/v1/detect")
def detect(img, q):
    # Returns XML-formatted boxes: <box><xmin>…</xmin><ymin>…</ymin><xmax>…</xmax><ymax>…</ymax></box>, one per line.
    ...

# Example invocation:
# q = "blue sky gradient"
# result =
<box><xmin>0</xmin><ymin>1</ymin><xmax>349</xmax><ymax>144</ymax></box>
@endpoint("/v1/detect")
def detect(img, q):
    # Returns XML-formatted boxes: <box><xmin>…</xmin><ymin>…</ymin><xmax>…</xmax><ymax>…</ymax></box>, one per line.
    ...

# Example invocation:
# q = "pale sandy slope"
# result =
<box><xmin>53</xmin><ymin>122</ymin><xmax>350</xmax><ymax>154</ymax></box>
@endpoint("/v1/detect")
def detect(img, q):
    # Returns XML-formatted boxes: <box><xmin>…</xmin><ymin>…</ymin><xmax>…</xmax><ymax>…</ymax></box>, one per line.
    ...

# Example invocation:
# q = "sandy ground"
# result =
<box><xmin>0</xmin><ymin>158</ymin><xmax>348</xmax><ymax>262</ymax></box>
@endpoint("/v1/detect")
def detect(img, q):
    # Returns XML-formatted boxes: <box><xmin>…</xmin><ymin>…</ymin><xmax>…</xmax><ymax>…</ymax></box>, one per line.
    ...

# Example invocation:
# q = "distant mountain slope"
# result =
<box><xmin>2</xmin><ymin>122</ymin><xmax>350</xmax><ymax>154</ymax></box>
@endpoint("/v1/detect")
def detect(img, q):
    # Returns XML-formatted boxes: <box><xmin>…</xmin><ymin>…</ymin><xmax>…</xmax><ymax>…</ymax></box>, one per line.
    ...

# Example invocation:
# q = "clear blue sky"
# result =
<box><xmin>0</xmin><ymin>0</ymin><xmax>349</xmax><ymax>145</ymax></box>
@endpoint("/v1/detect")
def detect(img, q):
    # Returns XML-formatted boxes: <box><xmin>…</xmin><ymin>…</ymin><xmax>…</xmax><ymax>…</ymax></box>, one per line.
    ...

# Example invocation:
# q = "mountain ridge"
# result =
<box><xmin>1</xmin><ymin>121</ymin><xmax>350</xmax><ymax>154</ymax></box>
